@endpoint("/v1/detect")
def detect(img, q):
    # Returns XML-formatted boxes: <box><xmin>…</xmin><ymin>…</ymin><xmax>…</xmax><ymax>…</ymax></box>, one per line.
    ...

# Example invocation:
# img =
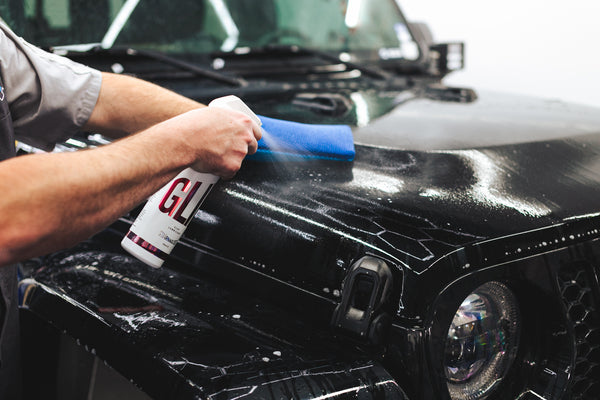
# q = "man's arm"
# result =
<box><xmin>0</xmin><ymin>74</ymin><xmax>261</xmax><ymax>267</ymax></box>
<box><xmin>84</xmin><ymin>72</ymin><xmax>206</xmax><ymax>137</ymax></box>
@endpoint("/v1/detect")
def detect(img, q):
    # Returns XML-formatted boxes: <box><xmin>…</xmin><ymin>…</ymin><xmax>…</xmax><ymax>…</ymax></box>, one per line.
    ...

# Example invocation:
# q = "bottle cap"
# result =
<box><xmin>208</xmin><ymin>95</ymin><xmax>262</xmax><ymax>126</ymax></box>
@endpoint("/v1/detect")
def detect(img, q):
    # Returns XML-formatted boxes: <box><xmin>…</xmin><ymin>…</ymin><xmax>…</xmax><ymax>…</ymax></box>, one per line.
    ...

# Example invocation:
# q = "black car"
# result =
<box><xmin>3</xmin><ymin>1</ymin><xmax>600</xmax><ymax>399</ymax></box>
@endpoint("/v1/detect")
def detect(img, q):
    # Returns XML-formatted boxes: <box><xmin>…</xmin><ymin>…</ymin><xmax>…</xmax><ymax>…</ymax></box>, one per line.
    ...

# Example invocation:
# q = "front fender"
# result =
<box><xmin>19</xmin><ymin>240</ymin><xmax>408</xmax><ymax>400</ymax></box>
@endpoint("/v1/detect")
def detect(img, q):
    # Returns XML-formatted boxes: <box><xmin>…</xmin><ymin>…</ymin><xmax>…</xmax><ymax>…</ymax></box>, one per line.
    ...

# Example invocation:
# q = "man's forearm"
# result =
<box><xmin>0</xmin><ymin>106</ymin><xmax>260</xmax><ymax>267</ymax></box>
<box><xmin>0</xmin><ymin>121</ymin><xmax>189</xmax><ymax>266</ymax></box>
<box><xmin>84</xmin><ymin>72</ymin><xmax>205</xmax><ymax>137</ymax></box>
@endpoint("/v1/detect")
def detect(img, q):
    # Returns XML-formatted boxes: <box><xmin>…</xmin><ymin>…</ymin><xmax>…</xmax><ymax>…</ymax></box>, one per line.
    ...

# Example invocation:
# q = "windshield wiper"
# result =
<box><xmin>217</xmin><ymin>44</ymin><xmax>391</xmax><ymax>80</ymax></box>
<box><xmin>61</xmin><ymin>46</ymin><xmax>246</xmax><ymax>87</ymax></box>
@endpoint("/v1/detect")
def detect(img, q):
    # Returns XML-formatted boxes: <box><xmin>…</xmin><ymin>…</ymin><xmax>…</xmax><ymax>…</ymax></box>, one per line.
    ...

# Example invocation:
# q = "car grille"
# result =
<box><xmin>557</xmin><ymin>260</ymin><xmax>600</xmax><ymax>399</ymax></box>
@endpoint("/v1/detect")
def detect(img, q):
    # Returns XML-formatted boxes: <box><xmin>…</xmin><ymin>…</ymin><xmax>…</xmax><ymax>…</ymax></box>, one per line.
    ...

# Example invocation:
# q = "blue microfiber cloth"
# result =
<box><xmin>249</xmin><ymin>115</ymin><xmax>355</xmax><ymax>162</ymax></box>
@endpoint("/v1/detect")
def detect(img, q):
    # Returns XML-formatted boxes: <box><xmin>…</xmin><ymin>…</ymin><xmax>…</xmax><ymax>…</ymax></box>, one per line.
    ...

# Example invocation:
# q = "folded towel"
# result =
<box><xmin>249</xmin><ymin>116</ymin><xmax>355</xmax><ymax>161</ymax></box>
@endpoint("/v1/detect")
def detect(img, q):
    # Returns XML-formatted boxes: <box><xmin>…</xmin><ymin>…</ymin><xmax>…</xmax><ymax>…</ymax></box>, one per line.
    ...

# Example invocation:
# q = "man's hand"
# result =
<box><xmin>171</xmin><ymin>107</ymin><xmax>262</xmax><ymax>179</ymax></box>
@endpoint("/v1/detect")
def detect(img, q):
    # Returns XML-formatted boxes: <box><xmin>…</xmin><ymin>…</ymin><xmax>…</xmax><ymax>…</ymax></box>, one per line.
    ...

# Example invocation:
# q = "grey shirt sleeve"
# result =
<box><xmin>0</xmin><ymin>20</ymin><xmax>102</xmax><ymax>151</ymax></box>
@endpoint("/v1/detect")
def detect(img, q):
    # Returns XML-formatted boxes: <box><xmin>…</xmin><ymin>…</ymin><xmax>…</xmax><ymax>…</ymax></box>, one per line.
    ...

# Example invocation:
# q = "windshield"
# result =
<box><xmin>1</xmin><ymin>0</ymin><xmax>419</xmax><ymax>61</ymax></box>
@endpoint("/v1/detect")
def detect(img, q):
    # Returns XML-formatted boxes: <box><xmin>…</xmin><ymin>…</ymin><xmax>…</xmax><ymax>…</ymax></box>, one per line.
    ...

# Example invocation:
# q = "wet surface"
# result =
<box><xmin>180</xmin><ymin>129</ymin><xmax>600</xmax><ymax>322</ymax></box>
<box><xmin>18</xmin><ymin>80</ymin><xmax>600</xmax><ymax>400</ymax></box>
<box><xmin>20</xmin><ymin>247</ymin><xmax>407</xmax><ymax>399</ymax></box>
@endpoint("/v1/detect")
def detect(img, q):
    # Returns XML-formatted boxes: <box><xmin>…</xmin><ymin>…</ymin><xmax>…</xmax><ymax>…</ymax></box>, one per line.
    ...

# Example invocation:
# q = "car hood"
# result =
<box><xmin>352</xmin><ymin>89</ymin><xmax>600</xmax><ymax>150</ymax></box>
<box><xmin>173</xmin><ymin>88</ymin><xmax>600</xmax><ymax>306</ymax></box>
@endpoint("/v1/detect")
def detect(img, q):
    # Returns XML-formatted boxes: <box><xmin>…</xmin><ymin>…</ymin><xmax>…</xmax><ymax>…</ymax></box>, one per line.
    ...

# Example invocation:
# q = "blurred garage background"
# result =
<box><xmin>401</xmin><ymin>0</ymin><xmax>600</xmax><ymax>109</ymax></box>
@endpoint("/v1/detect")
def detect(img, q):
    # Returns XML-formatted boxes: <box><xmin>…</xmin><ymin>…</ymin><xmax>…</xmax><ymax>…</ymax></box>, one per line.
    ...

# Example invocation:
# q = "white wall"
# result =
<box><xmin>399</xmin><ymin>0</ymin><xmax>600</xmax><ymax>109</ymax></box>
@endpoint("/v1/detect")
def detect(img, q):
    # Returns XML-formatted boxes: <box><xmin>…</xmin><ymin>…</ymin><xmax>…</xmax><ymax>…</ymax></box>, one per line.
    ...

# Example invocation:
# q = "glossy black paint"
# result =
<box><xmin>181</xmin><ymin>88</ymin><xmax>600</xmax><ymax>319</ymax></box>
<box><xmin>21</xmin><ymin>81</ymin><xmax>600</xmax><ymax>399</ymax></box>
<box><xmin>20</xmin><ymin>244</ymin><xmax>408</xmax><ymax>400</ymax></box>
<box><xmin>18</xmin><ymin>22</ymin><xmax>600</xmax><ymax>400</ymax></box>
<box><xmin>164</xmin><ymin>87</ymin><xmax>600</xmax><ymax>399</ymax></box>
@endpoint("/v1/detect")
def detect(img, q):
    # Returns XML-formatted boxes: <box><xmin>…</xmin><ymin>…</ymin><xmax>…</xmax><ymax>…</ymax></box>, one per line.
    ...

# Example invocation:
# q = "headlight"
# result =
<box><xmin>444</xmin><ymin>281</ymin><xmax>520</xmax><ymax>400</ymax></box>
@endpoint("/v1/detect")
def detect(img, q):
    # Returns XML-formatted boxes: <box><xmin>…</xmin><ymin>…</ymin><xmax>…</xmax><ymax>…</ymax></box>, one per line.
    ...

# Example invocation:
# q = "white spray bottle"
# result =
<box><xmin>121</xmin><ymin>95</ymin><xmax>261</xmax><ymax>268</ymax></box>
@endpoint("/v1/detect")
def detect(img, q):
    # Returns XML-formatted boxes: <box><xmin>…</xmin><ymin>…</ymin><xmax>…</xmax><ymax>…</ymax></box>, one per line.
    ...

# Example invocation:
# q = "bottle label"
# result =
<box><xmin>128</xmin><ymin>170</ymin><xmax>219</xmax><ymax>254</ymax></box>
